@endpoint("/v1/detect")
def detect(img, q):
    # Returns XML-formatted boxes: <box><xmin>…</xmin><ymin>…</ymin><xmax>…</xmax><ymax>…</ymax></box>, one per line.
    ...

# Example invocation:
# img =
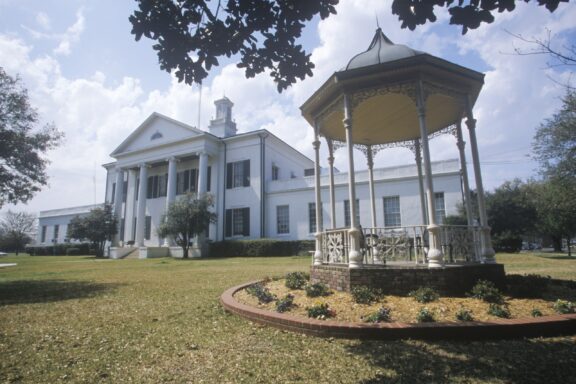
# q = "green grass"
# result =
<box><xmin>1</xmin><ymin>253</ymin><xmax>575</xmax><ymax>383</ymax></box>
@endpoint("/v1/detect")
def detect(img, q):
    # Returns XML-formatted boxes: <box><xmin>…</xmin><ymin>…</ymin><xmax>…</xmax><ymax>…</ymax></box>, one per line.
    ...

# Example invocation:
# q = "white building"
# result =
<box><xmin>37</xmin><ymin>204</ymin><xmax>103</xmax><ymax>244</ymax></box>
<box><xmin>37</xmin><ymin>97</ymin><xmax>463</xmax><ymax>257</ymax></box>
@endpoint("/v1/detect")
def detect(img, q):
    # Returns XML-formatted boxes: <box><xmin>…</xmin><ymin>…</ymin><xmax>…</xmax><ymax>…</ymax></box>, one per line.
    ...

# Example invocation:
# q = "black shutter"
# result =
<box><xmin>122</xmin><ymin>181</ymin><xmax>127</xmax><ymax>202</ymax></box>
<box><xmin>207</xmin><ymin>166</ymin><xmax>211</xmax><ymax>192</ymax></box>
<box><xmin>226</xmin><ymin>163</ymin><xmax>233</xmax><ymax>189</ymax></box>
<box><xmin>191</xmin><ymin>169</ymin><xmax>198</xmax><ymax>193</ymax></box>
<box><xmin>242</xmin><ymin>207</ymin><xmax>250</xmax><ymax>236</ymax></box>
<box><xmin>183</xmin><ymin>170</ymin><xmax>190</xmax><ymax>193</ymax></box>
<box><xmin>111</xmin><ymin>183</ymin><xmax>116</xmax><ymax>204</ymax></box>
<box><xmin>225</xmin><ymin>209</ymin><xmax>232</xmax><ymax>237</ymax></box>
<box><xmin>243</xmin><ymin>160</ymin><xmax>250</xmax><ymax>187</ymax></box>
<box><xmin>147</xmin><ymin>177</ymin><xmax>153</xmax><ymax>199</ymax></box>
<box><xmin>152</xmin><ymin>175</ymin><xmax>159</xmax><ymax>198</ymax></box>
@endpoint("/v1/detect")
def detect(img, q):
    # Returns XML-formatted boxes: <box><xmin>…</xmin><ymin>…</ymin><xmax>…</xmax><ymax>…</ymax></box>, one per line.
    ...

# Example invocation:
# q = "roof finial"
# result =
<box><xmin>375</xmin><ymin>12</ymin><xmax>380</xmax><ymax>30</ymax></box>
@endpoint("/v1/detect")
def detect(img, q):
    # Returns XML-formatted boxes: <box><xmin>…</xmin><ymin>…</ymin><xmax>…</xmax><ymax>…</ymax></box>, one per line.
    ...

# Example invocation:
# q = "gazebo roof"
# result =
<box><xmin>345</xmin><ymin>28</ymin><xmax>424</xmax><ymax>70</ymax></box>
<box><xmin>300</xmin><ymin>29</ymin><xmax>485</xmax><ymax>146</ymax></box>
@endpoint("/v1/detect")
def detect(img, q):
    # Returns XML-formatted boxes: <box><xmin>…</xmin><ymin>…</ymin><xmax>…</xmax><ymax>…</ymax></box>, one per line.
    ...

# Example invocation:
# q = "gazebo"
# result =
<box><xmin>300</xmin><ymin>29</ymin><xmax>503</xmax><ymax>294</ymax></box>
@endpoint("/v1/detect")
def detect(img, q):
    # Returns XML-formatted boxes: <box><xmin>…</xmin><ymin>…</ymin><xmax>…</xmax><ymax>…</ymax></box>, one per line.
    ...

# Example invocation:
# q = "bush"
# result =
<box><xmin>306</xmin><ymin>303</ymin><xmax>335</xmax><ymax>320</ymax></box>
<box><xmin>492</xmin><ymin>231</ymin><xmax>523</xmax><ymax>253</ymax></box>
<box><xmin>507</xmin><ymin>274</ymin><xmax>550</xmax><ymax>298</ymax></box>
<box><xmin>246</xmin><ymin>283</ymin><xmax>276</xmax><ymax>304</ymax></box>
<box><xmin>416</xmin><ymin>307</ymin><xmax>435</xmax><ymax>323</ymax></box>
<box><xmin>455</xmin><ymin>307</ymin><xmax>474</xmax><ymax>322</ymax></box>
<box><xmin>209</xmin><ymin>240</ymin><xmax>314</xmax><ymax>257</ymax></box>
<box><xmin>305</xmin><ymin>283</ymin><xmax>331</xmax><ymax>298</ymax></box>
<box><xmin>487</xmin><ymin>303</ymin><xmax>511</xmax><ymax>318</ymax></box>
<box><xmin>351</xmin><ymin>286</ymin><xmax>383</xmax><ymax>304</ymax></box>
<box><xmin>275</xmin><ymin>294</ymin><xmax>295</xmax><ymax>313</ymax></box>
<box><xmin>468</xmin><ymin>280</ymin><xmax>503</xmax><ymax>303</ymax></box>
<box><xmin>409</xmin><ymin>287</ymin><xmax>439</xmax><ymax>303</ymax></box>
<box><xmin>531</xmin><ymin>308</ymin><xmax>543</xmax><ymax>317</ymax></box>
<box><xmin>553</xmin><ymin>299</ymin><xmax>575</xmax><ymax>314</ymax></box>
<box><xmin>25</xmin><ymin>243</ymin><xmax>92</xmax><ymax>256</ymax></box>
<box><xmin>363</xmin><ymin>307</ymin><xmax>392</xmax><ymax>323</ymax></box>
<box><xmin>65</xmin><ymin>247</ymin><xmax>82</xmax><ymax>256</ymax></box>
<box><xmin>285</xmin><ymin>271</ymin><xmax>309</xmax><ymax>290</ymax></box>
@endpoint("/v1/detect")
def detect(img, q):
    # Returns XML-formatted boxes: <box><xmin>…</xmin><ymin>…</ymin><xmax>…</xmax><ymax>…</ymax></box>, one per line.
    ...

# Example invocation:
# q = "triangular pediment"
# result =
<box><xmin>111</xmin><ymin>112</ymin><xmax>204</xmax><ymax>157</ymax></box>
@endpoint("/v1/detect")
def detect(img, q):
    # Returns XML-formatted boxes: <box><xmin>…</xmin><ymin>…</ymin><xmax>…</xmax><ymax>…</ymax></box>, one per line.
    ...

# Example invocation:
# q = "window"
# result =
<box><xmin>53</xmin><ymin>225</ymin><xmax>60</xmax><ymax>242</ymax></box>
<box><xmin>383</xmin><ymin>196</ymin><xmax>401</xmax><ymax>227</ymax></box>
<box><xmin>176</xmin><ymin>169</ymin><xmax>198</xmax><ymax>195</ymax></box>
<box><xmin>145</xmin><ymin>216</ymin><xmax>152</xmax><ymax>240</ymax></box>
<box><xmin>41</xmin><ymin>225</ymin><xmax>47</xmax><ymax>243</ymax></box>
<box><xmin>147</xmin><ymin>174</ymin><xmax>168</xmax><ymax>198</ymax></box>
<box><xmin>227</xmin><ymin>160</ymin><xmax>250</xmax><ymax>188</ymax></box>
<box><xmin>344</xmin><ymin>199</ymin><xmax>360</xmax><ymax>227</ymax></box>
<box><xmin>435</xmin><ymin>192</ymin><xmax>446</xmax><ymax>224</ymax></box>
<box><xmin>277</xmin><ymin>205</ymin><xmax>290</xmax><ymax>234</ymax></box>
<box><xmin>225</xmin><ymin>208</ymin><xmax>250</xmax><ymax>237</ymax></box>
<box><xmin>304</xmin><ymin>168</ymin><xmax>315</xmax><ymax>176</ymax></box>
<box><xmin>272</xmin><ymin>164</ymin><xmax>279</xmax><ymax>180</ymax></box>
<box><xmin>119</xmin><ymin>218</ymin><xmax>125</xmax><ymax>241</ymax></box>
<box><xmin>290</xmin><ymin>171</ymin><xmax>296</xmax><ymax>179</ymax></box>
<box><xmin>308</xmin><ymin>203</ymin><xmax>317</xmax><ymax>233</ymax></box>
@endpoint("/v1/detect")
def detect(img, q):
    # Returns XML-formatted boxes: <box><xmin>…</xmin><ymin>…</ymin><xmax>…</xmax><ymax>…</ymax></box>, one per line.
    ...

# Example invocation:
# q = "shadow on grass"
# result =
<box><xmin>0</xmin><ymin>279</ymin><xmax>122</xmax><ymax>306</ymax></box>
<box><xmin>536</xmin><ymin>255</ymin><xmax>575</xmax><ymax>260</ymax></box>
<box><xmin>349</xmin><ymin>338</ymin><xmax>576</xmax><ymax>384</ymax></box>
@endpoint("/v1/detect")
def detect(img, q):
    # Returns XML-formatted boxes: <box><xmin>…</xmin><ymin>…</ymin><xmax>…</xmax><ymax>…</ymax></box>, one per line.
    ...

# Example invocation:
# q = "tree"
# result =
<box><xmin>0</xmin><ymin>68</ymin><xmax>63</xmax><ymax>207</ymax></box>
<box><xmin>130</xmin><ymin>1</ymin><xmax>569</xmax><ymax>92</ymax></box>
<box><xmin>67</xmin><ymin>205</ymin><xmax>117</xmax><ymax>257</ymax></box>
<box><xmin>157</xmin><ymin>194</ymin><xmax>217</xmax><ymax>259</ymax></box>
<box><xmin>0</xmin><ymin>211</ymin><xmax>35</xmax><ymax>255</ymax></box>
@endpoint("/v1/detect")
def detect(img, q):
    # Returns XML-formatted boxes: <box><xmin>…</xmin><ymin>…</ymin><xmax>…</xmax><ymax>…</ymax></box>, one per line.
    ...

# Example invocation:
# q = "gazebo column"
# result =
<box><xmin>163</xmin><ymin>157</ymin><xmax>178</xmax><ymax>247</ymax></box>
<box><xmin>326</xmin><ymin>139</ymin><xmax>337</xmax><ymax>229</ymax></box>
<box><xmin>416</xmin><ymin>83</ymin><xmax>444</xmax><ymax>268</ymax></box>
<box><xmin>455</xmin><ymin>121</ymin><xmax>473</xmax><ymax>227</ymax></box>
<box><xmin>313</xmin><ymin>122</ymin><xmax>324</xmax><ymax>265</ymax></box>
<box><xmin>366</xmin><ymin>145</ymin><xmax>377</xmax><ymax>228</ymax></box>
<box><xmin>465</xmin><ymin>99</ymin><xmax>496</xmax><ymax>263</ymax></box>
<box><xmin>135</xmin><ymin>163</ymin><xmax>149</xmax><ymax>247</ymax></box>
<box><xmin>112</xmin><ymin>168</ymin><xmax>124</xmax><ymax>247</ymax></box>
<box><xmin>413</xmin><ymin>139</ymin><xmax>428</xmax><ymax>225</ymax></box>
<box><xmin>343</xmin><ymin>95</ymin><xmax>362</xmax><ymax>268</ymax></box>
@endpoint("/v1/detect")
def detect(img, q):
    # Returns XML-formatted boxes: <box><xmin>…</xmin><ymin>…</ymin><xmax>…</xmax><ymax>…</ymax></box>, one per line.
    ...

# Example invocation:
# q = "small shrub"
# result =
<box><xmin>469</xmin><ymin>280</ymin><xmax>503</xmax><ymax>303</ymax></box>
<box><xmin>409</xmin><ymin>287</ymin><xmax>439</xmax><ymax>303</ymax></box>
<box><xmin>363</xmin><ymin>307</ymin><xmax>392</xmax><ymax>323</ymax></box>
<box><xmin>487</xmin><ymin>303</ymin><xmax>511</xmax><ymax>318</ymax></box>
<box><xmin>306</xmin><ymin>303</ymin><xmax>335</xmax><ymax>320</ymax></box>
<box><xmin>553</xmin><ymin>299</ymin><xmax>575</xmax><ymax>314</ymax></box>
<box><xmin>531</xmin><ymin>308</ymin><xmax>543</xmax><ymax>317</ymax></box>
<box><xmin>305</xmin><ymin>283</ymin><xmax>331</xmax><ymax>298</ymax></box>
<box><xmin>246</xmin><ymin>283</ymin><xmax>276</xmax><ymax>304</ymax></box>
<box><xmin>351</xmin><ymin>286</ymin><xmax>383</xmax><ymax>304</ymax></box>
<box><xmin>275</xmin><ymin>294</ymin><xmax>295</xmax><ymax>313</ymax></box>
<box><xmin>66</xmin><ymin>247</ymin><xmax>81</xmax><ymax>256</ymax></box>
<box><xmin>416</xmin><ymin>307</ymin><xmax>435</xmax><ymax>323</ymax></box>
<box><xmin>285</xmin><ymin>272</ymin><xmax>309</xmax><ymax>290</ymax></box>
<box><xmin>455</xmin><ymin>307</ymin><xmax>474</xmax><ymax>322</ymax></box>
<box><xmin>507</xmin><ymin>274</ymin><xmax>550</xmax><ymax>298</ymax></box>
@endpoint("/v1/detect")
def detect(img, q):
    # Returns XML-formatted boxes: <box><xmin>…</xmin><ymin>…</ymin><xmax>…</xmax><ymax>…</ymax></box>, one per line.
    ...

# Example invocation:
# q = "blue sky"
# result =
<box><xmin>1</xmin><ymin>0</ymin><xmax>575</xmax><ymax>214</ymax></box>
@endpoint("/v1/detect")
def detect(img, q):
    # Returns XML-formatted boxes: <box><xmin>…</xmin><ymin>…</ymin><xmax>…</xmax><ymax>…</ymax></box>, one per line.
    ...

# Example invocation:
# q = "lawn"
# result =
<box><xmin>0</xmin><ymin>253</ymin><xmax>575</xmax><ymax>383</ymax></box>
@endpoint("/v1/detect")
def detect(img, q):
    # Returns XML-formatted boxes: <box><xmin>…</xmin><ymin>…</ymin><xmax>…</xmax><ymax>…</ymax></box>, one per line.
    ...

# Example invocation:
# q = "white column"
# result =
<box><xmin>416</xmin><ymin>82</ymin><xmax>443</xmax><ymax>268</ymax></box>
<box><xmin>313</xmin><ymin>124</ymin><xmax>323</xmax><ymax>265</ymax></box>
<box><xmin>414</xmin><ymin>139</ymin><xmax>428</xmax><ymax>225</ymax></box>
<box><xmin>366</xmin><ymin>145</ymin><xmax>377</xmax><ymax>228</ymax></box>
<box><xmin>197</xmin><ymin>151</ymin><xmax>209</xmax><ymax>196</ymax></box>
<box><xmin>327</xmin><ymin>139</ymin><xmax>337</xmax><ymax>229</ymax></box>
<box><xmin>455</xmin><ymin>121</ymin><xmax>473</xmax><ymax>227</ymax></box>
<box><xmin>125</xmin><ymin>169</ymin><xmax>137</xmax><ymax>243</ymax></box>
<box><xmin>163</xmin><ymin>157</ymin><xmax>178</xmax><ymax>246</ymax></box>
<box><xmin>135</xmin><ymin>164</ymin><xmax>148</xmax><ymax>247</ymax></box>
<box><xmin>465</xmin><ymin>98</ymin><xmax>496</xmax><ymax>263</ymax></box>
<box><xmin>343</xmin><ymin>95</ymin><xmax>362</xmax><ymax>268</ymax></box>
<box><xmin>112</xmin><ymin>168</ymin><xmax>124</xmax><ymax>246</ymax></box>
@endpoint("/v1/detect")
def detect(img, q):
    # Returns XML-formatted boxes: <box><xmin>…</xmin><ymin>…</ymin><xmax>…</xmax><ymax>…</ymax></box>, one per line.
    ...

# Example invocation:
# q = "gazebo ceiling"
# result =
<box><xmin>300</xmin><ymin>29</ymin><xmax>485</xmax><ymax>146</ymax></box>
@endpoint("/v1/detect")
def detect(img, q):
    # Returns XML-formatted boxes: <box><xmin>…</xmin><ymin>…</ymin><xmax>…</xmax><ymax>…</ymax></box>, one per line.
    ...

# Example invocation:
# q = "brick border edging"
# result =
<box><xmin>220</xmin><ymin>281</ymin><xmax>576</xmax><ymax>340</ymax></box>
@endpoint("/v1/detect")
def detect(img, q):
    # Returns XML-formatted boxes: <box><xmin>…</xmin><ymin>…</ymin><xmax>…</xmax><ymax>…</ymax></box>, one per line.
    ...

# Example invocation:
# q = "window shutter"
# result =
<box><xmin>207</xmin><ymin>166</ymin><xmax>211</xmax><ymax>192</ymax></box>
<box><xmin>111</xmin><ymin>183</ymin><xmax>116</xmax><ymax>204</ymax></box>
<box><xmin>226</xmin><ymin>163</ymin><xmax>233</xmax><ymax>189</ymax></box>
<box><xmin>225</xmin><ymin>209</ymin><xmax>232</xmax><ymax>237</ymax></box>
<box><xmin>242</xmin><ymin>207</ymin><xmax>250</xmax><ymax>236</ymax></box>
<box><xmin>183</xmin><ymin>170</ymin><xmax>190</xmax><ymax>193</ymax></box>
<box><xmin>243</xmin><ymin>160</ymin><xmax>250</xmax><ymax>187</ymax></box>
<box><xmin>147</xmin><ymin>177</ymin><xmax>153</xmax><ymax>199</ymax></box>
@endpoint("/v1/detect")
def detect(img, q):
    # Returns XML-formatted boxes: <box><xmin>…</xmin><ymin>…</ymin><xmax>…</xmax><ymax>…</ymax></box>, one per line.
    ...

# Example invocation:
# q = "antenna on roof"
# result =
<box><xmin>375</xmin><ymin>12</ymin><xmax>380</xmax><ymax>29</ymax></box>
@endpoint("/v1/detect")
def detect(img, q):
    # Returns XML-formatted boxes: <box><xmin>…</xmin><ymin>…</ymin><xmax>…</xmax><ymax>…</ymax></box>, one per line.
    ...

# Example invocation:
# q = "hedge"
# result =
<box><xmin>25</xmin><ymin>243</ymin><xmax>93</xmax><ymax>256</ymax></box>
<box><xmin>209</xmin><ymin>239</ymin><xmax>314</xmax><ymax>257</ymax></box>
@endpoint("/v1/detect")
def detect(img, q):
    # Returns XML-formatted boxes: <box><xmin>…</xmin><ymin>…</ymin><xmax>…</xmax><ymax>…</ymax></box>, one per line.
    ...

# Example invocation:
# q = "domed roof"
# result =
<box><xmin>345</xmin><ymin>28</ymin><xmax>424</xmax><ymax>70</ymax></box>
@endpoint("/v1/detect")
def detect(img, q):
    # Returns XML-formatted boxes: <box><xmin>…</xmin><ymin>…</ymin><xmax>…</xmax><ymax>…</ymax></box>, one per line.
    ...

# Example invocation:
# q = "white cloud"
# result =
<box><xmin>35</xmin><ymin>12</ymin><xmax>51</xmax><ymax>30</ymax></box>
<box><xmin>53</xmin><ymin>9</ymin><xmax>84</xmax><ymax>56</ymax></box>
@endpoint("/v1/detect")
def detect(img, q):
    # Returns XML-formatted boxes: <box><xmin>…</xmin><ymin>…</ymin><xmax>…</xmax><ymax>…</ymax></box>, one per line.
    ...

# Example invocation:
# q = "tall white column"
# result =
<box><xmin>112</xmin><ymin>167</ymin><xmax>124</xmax><ymax>246</ymax></box>
<box><xmin>414</xmin><ymin>140</ymin><xmax>428</xmax><ymax>225</ymax></box>
<box><xmin>416</xmin><ymin>82</ymin><xmax>443</xmax><ymax>268</ymax></box>
<box><xmin>313</xmin><ymin>123</ymin><xmax>323</xmax><ymax>265</ymax></box>
<box><xmin>163</xmin><ymin>157</ymin><xmax>178</xmax><ymax>247</ymax></box>
<box><xmin>455</xmin><ymin>121</ymin><xmax>473</xmax><ymax>227</ymax></box>
<box><xmin>126</xmin><ymin>169</ymin><xmax>137</xmax><ymax>243</ymax></box>
<box><xmin>135</xmin><ymin>163</ymin><xmax>148</xmax><ymax>247</ymax></box>
<box><xmin>465</xmin><ymin>98</ymin><xmax>496</xmax><ymax>263</ymax></box>
<box><xmin>366</xmin><ymin>145</ymin><xmax>377</xmax><ymax>228</ymax></box>
<box><xmin>343</xmin><ymin>94</ymin><xmax>362</xmax><ymax>268</ymax></box>
<box><xmin>197</xmin><ymin>151</ymin><xmax>209</xmax><ymax>196</ymax></box>
<box><xmin>327</xmin><ymin>139</ymin><xmax>337</xmax><ymax>229</ymax></box>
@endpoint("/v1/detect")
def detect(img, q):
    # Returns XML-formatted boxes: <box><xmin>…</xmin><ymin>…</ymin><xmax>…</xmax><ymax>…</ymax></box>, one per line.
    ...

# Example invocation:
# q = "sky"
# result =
<box><xmin>1</xmin><ymin>0</ymin><xmax>575</xmax><ymax>215</ymax></box>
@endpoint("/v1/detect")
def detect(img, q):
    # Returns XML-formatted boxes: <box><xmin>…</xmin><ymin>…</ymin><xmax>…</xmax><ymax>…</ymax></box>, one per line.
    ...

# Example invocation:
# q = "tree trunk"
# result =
<box><xmin>183</xmin><ymin>246</ymin><xmax>189</xmax><ymax>259</ymax></box>
<box><xmin>552</xmin><ymin>236</ymin><xmax>562</xmax><ymax>252</ymax></box>
<box><xmin>568</xmin><ymin>238</ymin><xmax>572</xmax><ymax>258</ymax></box>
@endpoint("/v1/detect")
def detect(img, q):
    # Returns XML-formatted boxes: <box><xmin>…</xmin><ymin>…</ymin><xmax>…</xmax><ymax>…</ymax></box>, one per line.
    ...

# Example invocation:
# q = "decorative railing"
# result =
<box><xmin>319</xmin><ymin>225</ymin><xmax>481</xmax><ymax>265</ymax></box>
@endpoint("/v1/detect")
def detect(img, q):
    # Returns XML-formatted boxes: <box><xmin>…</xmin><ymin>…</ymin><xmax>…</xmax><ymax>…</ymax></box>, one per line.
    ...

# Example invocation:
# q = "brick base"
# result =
<box><xmin>310</xmin><ymin>263</ymin><xmax>506</xmax><ymax>296</ymax></box>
